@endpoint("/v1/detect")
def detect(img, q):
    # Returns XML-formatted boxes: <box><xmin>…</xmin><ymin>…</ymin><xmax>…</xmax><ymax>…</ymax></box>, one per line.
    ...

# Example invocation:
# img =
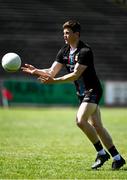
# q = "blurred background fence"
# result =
<box><xmin>0</xmin><ymin>0</ymin><xmax>127</xmax><ymax>107</ymax></box>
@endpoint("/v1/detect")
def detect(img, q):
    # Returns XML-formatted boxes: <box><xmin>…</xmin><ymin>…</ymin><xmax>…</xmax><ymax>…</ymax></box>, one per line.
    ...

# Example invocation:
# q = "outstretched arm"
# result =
<box><xmin>38</xmin><ymin>63</ymin><xmax>87</xmax><ymax>84</ymax></box>
<box><xmin>22</xmin><ymin>61</ymin><xmax>63</xmax><ymax>78</ymax></box>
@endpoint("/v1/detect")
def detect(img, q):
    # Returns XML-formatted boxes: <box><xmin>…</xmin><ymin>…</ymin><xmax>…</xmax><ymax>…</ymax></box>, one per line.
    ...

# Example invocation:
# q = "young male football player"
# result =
<box><xmin>22</xmin><ymin>20</ymin><xmax>126</xmax><ymax>170</ymax></box>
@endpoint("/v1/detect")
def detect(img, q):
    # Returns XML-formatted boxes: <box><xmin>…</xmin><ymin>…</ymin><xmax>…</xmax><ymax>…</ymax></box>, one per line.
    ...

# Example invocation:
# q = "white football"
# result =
<box><xmin>1</xmin><ymin>52</ymin><xmax>21</xmax><ymax>72</ymax></box>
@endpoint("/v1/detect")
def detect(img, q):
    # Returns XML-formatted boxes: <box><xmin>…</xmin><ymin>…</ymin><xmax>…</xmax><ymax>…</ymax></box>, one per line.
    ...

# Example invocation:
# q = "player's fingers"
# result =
<box><xmin>21</xmin><ymin>67</ymin><xmax>32</xmax><ymax>74</ymax></box>
<box><xmin>21</xmin><ymin>67</ymin><xmax>30</xmax><ymax>72</ymax></box>
<box><xmin>21</xmin><ymin>67</ymin><xmax>27</xmax><ymax>71</ymax></box>
<box><xmin>38</xmin><ymin>76</ymin><xmax>47</xmax><ymax>80</ymax></box>
<box><xmin>22</xmin><ymin>69</ymin><xmax>30</xmax><ymax>73</ymax></box>
<box><xmin>38</xmin><ymin>76</ymin><xmax>49</xmax><ymax>81</ymax></box>
<box><xmin>21</xmin><ymin>66</ymin><xmax>26</xmax><ymax>69</ymax></box>
<box><xmin>38</xmin><ymin>78</ymin><xmax>45</xmax><ymax>83</ymax></box>
<box><xmin>25</xmin><ymin>64</ymin><xmax>30</xmax><ymax>67</ymax></box>
<box><xmin>25</xmin><ymin>64</ymin><xmax>34</xmax><ymax>68</ymax></box>
<box><xmin>43</xmin><ymin>74</ymin><xmax>50</xmax><ymax>78</ymax></box>
<box><xmin>39</xmin><ymin>70</ymin><xmax>50</xmax><ymax>76</ymax></box>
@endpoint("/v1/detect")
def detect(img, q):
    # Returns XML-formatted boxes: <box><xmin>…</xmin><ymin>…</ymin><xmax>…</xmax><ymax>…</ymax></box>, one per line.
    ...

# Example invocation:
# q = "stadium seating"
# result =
<box><xmin>0</xmin><ymin>0</ymin><xmax>127</xmax><ymax>80</ymax></box>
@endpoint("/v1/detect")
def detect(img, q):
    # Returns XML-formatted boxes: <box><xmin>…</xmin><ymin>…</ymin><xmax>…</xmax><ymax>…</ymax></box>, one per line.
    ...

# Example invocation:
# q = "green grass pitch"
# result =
<box><xmin>0</xmin><ymin>107</ymin><xmax>126</xmax><ymax>179</ymax></box>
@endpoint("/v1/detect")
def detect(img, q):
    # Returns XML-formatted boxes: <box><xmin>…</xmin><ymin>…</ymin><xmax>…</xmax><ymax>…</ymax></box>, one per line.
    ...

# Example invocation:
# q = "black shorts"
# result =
<box><xmin>78</xmin><ymin>89</ymin><xmax>102</xmax><ymax>105</ymax></box>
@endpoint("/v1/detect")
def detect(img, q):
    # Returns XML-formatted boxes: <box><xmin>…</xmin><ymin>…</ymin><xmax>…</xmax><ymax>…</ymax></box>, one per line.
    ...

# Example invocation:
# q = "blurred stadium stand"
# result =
<box><xmin>0</xmin><ymin>0</ymin><xmax>127</xmax><ymax>80</ymax></box>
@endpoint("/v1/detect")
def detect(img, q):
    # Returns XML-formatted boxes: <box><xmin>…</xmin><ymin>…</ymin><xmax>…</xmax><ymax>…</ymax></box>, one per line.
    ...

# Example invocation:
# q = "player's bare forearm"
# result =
<box><xmin>38</xmin><ymin>69</ymin><xmax>82</xmax><ymax>84</ymax></box>
<box><xmin>38</xmin><ymin>63</ymin><xmax>87</xmax><ymax>84</ymax></box>
<box><xmin>55</xmin><ymin>72</ymin><xmax>78</xmax><ymax>83</ymax></box>
<box><xmin>38</xmin><ymin>71</ymin><xmax>80</xmax><ymax>84</ymax></box>
<box><xmin>22</xmin><ymin>61</ymin><xmax>63</xmax><ymax>79</ymax></box>
<box><xmin>56</xmin><ymin>63</ymin><xmax>87</xmax><ymax>83</ymax></box>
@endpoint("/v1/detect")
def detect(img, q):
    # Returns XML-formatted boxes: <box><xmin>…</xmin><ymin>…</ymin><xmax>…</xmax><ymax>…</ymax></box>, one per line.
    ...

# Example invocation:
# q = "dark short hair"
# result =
<box><xmin>63</xmin><ymin>20</ymin><xmax>81</xmax><ymax>33</ymax></box>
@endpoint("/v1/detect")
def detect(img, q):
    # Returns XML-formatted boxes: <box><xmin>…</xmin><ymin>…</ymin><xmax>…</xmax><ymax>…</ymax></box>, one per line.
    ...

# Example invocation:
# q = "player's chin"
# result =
<box><xmin>65</xmin><ymin>40</ymin><xmax>69</xmax><ymax>44</ymax></box>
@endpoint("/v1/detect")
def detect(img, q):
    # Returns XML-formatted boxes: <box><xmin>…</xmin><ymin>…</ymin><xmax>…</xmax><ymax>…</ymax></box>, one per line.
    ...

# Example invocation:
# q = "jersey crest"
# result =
<box><xmin>75</xmin><ymin>53</ymin><xmax>79</xmax><ymax>62</ymax></box>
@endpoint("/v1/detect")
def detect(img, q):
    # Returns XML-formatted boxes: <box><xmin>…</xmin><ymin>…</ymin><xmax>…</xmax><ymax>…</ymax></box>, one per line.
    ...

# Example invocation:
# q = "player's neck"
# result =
<box><xmin>70</xmin><ymin>39</ymin><xmax>79</xmax><ymax>50</ymax></box>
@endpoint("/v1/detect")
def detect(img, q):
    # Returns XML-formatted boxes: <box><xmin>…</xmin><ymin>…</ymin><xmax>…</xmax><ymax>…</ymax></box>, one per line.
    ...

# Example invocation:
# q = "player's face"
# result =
<box><xmin>63</xmin><ymin>28</ymin><xmax>77</xmax><ymax>45</ymax></box>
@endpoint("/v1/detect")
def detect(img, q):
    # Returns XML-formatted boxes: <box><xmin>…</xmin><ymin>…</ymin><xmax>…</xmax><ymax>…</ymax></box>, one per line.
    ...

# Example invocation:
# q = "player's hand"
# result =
<box><xmin>22</xmin><ymin>64</ymin><xmax>50</xmax><ymax>77</ymax></box>
<box><xmin>38</xmin><ymin>76</ymin><xmax>55</xmax><ymax>84</ymax></box>
<box><xmin>21</xmin><ymin>64</ymin><xmax>36</xmax><ymax>74</ymax></box>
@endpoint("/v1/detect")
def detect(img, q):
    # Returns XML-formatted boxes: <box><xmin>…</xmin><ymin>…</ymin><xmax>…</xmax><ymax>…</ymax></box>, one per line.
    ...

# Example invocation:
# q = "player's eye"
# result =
<box><xmin>65</xmin><ymin>33</ymin><xmax>69</xmax><ymax>36</ymax></box>
<box><xmin>63</xmin><ymin>31</ymin><xmax>69</xmax><ymax>36</ymax></box>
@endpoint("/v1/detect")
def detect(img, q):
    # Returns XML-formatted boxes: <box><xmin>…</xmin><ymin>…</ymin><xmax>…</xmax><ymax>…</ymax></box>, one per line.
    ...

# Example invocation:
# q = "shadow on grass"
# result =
<box><xmin>86</xmin><ymin>166</ymin><xmax>127</xmax><ymax>171</ymax></box>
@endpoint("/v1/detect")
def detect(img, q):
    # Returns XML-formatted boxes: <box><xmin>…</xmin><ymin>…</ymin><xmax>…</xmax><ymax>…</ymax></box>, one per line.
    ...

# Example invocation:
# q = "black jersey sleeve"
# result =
<box><xmin>78</xmin><ymin>47</ymin><xmax>93</xmax><ymax>66</ymax></box>
<box><xmin>55</xmin><ymin>48</ymin><xmax>65</xmax><ymax>64</ymax></box>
